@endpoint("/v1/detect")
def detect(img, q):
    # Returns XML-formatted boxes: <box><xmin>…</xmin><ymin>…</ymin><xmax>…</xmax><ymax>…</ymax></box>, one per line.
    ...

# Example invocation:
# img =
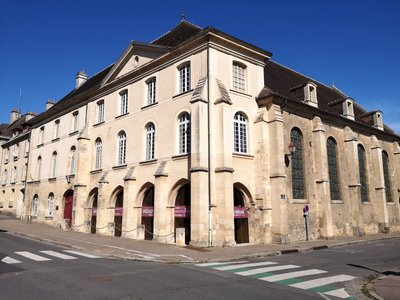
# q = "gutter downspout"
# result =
<box><xmin>207</xmin><ymin>38</ymin><xmax>212</xmax><ymax>247</ymax></box>
<box><xmin>22</xmin><ymin>133</ymin><xmax>32</xmax><ymax>220</ymax></box>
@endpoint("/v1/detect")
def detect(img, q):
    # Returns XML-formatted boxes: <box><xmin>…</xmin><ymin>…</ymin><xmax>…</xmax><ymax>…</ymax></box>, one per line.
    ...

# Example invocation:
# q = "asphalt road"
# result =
<box><xmin>1</xmin><ymin>228</ymin><xmax>399</xmax><ymax>300</ymax></box>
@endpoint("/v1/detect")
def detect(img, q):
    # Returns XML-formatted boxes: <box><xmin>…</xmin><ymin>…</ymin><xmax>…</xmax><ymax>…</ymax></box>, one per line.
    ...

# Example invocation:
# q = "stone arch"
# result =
<box><xmin>233</xmin><ymin>182</ymin><xmax>252</xmax><ymax>244</ymax></box>
<box><xmin>110</xmin><ymin>185</ymin><xmax>124</xmax><ymax>237</ymax></box>
<box><xmin>87</xmin><ymin>187</ymin><xmax>99</xmax><ymax>234</ymax></box>
<box><xmin>63</xmin><ymin>189</ymin><xmax>74</xmax><ymax>228</ymax></box>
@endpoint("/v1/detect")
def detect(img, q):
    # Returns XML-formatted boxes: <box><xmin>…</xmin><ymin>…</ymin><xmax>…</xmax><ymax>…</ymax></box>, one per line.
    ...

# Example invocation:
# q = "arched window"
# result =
<box><xmin>36</xmin><ymin>156</ymin><xmax>42</xmax><ymax>180</ymax></box>
<box><xmin>145</xmin><ymin>123</ymin><xmax>155</xmax><ymax>160</ymax></box>
<box><xmin>327</xmin><ymin>137</ymin><xmax>340</xmax><ymax>200</ymax></box>
<box><xmin>47</xmin><ymin>193</ymin><xmax>55</xmax><ymax>217</ymax></box>
<box><xmin>358</xmin><ymin>144</ymin><xmax>369</xmax><ymax>202</ymax></box>
<box><xmin>291</xmin><ymin>128</ymin><xmax>305</xmax><ymax>199</ymax></box>
<box><xmin>117</xmin><ymin>131</ymin><xmax>126</xmax><ymax>165</ymax></box>
<box><xmin>95</xmin><ymin>138</ymin><xmax>102</xmax><ymax>170</ymax></box>
<box><xmin>32</xmin><ymin>195</ymin><xmax>39</xmax><ymax>217</ymax></box>
<box><xmin>382</xmin><ymin>151</ymin><xmax>392</xmax><ymax>203</ymax></box>
<box><xmin>51</xmin><ymin>151</ymin><xmax>57</xmax><ymax>178</ymax></box>
<box><xmin>234</xmin><ymin>112</ymin><xmax>247</xmax><ymax>153</ymax></box>
<box><xmin>178</xmin><ymin>112</ymin><xmax>190</xmax><ymax>154</ymax></box>
<box><xmin>70</xmin><ymin>146</ymin><xmax>76</xmax><ymax>175</ymax></box>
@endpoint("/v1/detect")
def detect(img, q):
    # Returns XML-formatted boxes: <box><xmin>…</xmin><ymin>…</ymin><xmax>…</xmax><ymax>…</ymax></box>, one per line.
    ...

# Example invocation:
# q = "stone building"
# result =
<box><xmin>0</xmin><ymin>110</ymin><xmax>36</xmax><ymax>218</ymax></box>
<box><xmin>18</xmin><ymin>20</ymin><xmax>400</xmax><ymax>246</ymax></box>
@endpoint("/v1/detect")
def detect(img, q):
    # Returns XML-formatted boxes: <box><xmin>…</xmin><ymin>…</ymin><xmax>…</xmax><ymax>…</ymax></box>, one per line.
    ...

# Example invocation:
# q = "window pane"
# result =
<box><xmin>327</xmin><ymin>138</ymin><xmax>341</xmax><ymax>200</ymax></box>
<box><xmin>291</xmin><ymin>129</ymin><xmax>305</xmax><ymax>199</ymax></box>
<box><xmin>358</xmin><ymin>145</ymin><xmax>369</xmax><ymax>202</ymax></box>
<box><xmin>234</xmin><ymin>113</ymin><xmax>247</xmax><ymax>153</ymax></box>
<box><xmin>179</xmin><ymin>113</ymin><xmax>190</xmax><ymax>154</ymax></box>
<box><xmin>146</xmin><ymin>124</ymin><xmax>155</xmax><ymax>160</ymax></box>
<box><xmin>382</xmin><ymin>152</ymin><xmax>392</xmax><ymax>202</ymax></box>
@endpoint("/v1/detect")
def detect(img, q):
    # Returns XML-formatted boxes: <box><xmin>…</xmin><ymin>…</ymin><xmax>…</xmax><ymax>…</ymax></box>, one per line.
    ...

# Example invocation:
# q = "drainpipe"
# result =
<box><xmin>22</xmin><ymin>132</ymin><xmax>32</xmax><ymax>220</ymax></box>
<box><xmin>207</xmin><ymin>38</ymin><xmax>212</xmax><ymax>247</ymax></box>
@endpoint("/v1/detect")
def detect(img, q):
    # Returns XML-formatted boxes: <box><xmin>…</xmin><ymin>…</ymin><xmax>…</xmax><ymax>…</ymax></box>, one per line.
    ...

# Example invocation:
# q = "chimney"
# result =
<box><xmin>25</xmin><ymin>112</ymin><xmax>37</xmax><ymax>121</ymax></box>
<box><xmin>46</xmin><ymin>99</ymin><xmax>56</xmax><ymax>110</ymax></box>
<box><xmin>76</xmin><ymin>70</ymin><xmax>87</xmax><ymax>88</ymax></box>
<box><xmin>10</xmin><ymin>109</ymin><xmax>21</xmax><ymax>123</ymax></box>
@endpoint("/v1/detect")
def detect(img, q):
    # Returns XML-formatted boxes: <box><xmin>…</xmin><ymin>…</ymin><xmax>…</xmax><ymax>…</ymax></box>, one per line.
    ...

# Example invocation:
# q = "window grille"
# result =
<box><xmin>358</xmin><ymin>145</ymin><xmax>369</xmax><ymax>202</ymax></box>
<box><xmin>327</xmin><ymin>138</ymin><xmax>341</xmax><ymax>200</ymax></box>
<box><xmin>291</xmin><ymin>128</ymin><xmax>305</xmax><ymax>199</ymax></box>
<box><xmin>382</xmin><ymin>151</ymin><xmax>393</xmax><ymax>202</ymax></box>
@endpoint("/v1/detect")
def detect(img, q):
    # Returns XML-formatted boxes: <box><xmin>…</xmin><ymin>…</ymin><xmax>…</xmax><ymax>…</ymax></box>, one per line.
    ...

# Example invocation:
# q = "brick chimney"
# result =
<box><xmin>10</xmin><ymin>109</ymin><xmax>21</xmax><ymax>123</ymax></box>
<box><xmin>76</xmin><ymin>70</ymin><xmax>88</xmax><ymax>88</ymax></box>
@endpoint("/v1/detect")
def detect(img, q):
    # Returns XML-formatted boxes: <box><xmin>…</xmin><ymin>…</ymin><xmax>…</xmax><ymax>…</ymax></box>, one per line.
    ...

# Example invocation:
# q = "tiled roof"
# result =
<box><xmin>152</xmin><ymin>20</ymin><xmax>202</xmax><ymax>48</ymax></box>
<box><xmin>262</xmin><ymin>60</ymin><xmax>398</xmax><ymax>136</ymax></box>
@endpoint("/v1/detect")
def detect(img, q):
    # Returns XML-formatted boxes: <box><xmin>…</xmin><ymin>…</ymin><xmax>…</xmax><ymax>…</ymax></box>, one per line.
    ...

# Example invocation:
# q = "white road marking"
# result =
<box><xmin>260</xmin><ymin>269</ymin><xmax>328</xmax><ymax>282</ymax></box>
<box><xmin>15</xmin><ymin>251</ymin><xmax>51</xmax><ymax>262</ymax></box>
<box><xmin>323</xmin><ymin>288</ymin><xmax>351</xmax><ymax>299</ymax></box>
<box><xmin>235</xmin><ymin>264</ymin><xmax>301</xmax><ymax>276</ymax></box>
<box><xmin>1</xmin><ymin>256</ymin><xmax>22</xmax><ymax>264</ymax></box>
<box><xmin>195</xmin><ymin>261</ymin><xmax>248</xmax><ymax>267</ymax></box>
<box><xmin>40</xmin><ymin>250</ymin><xmax>77</xmax><ymax>260</ymax></box>
<box><xmin>63</xmin><ymin>250</ymin><xmax>100</xmax><ymax>258</ymax></box>
<box><xmin>289</xmin><ymin>274</ymin><xmax>356</xmax><ymax>289</ymax></box>
<box><xmin>214</xmin><ymin>261</ymin><xmax>277</xmax><ymax>271</ymax></box>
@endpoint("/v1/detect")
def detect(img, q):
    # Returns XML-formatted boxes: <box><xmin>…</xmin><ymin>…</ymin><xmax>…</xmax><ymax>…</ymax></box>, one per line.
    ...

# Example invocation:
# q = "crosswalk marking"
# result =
<box><xmin>289</xmin><ymin>274</ymin><xmax>356</xmax><ymax>289</ymax></box>
<box><xmin>260</xmin><ymin>269</ymin><xmax>327</xmax><ymax>282</ymax></box>
<box><xmin>40</xmin><ymin>251</ymin><xmax>77</xmax><ymax>260</ymax></box>
<box><xmin>195</xmin><ymin>261</ymin><xmax>248</xmax><ymax>267</ymax></box>
<box><xmin>235</xmin><ymin>264</ymin><xmax>301</xmax><ymax>276</ymax></box>
<box><xmin>63</xmin><ymin>250</ymin><xmax>100</xmax><ymax>258</ymax></box>
<box><xmin>1</xmin><ymin>256</ymin><xmax>22</xmax><ymax>264</ymax></box>
<box><xmin>323</xmin><ymin>288</ymin><xmax>352</xmax><ymax>299</ymax></box>
<box><xmin>15</xmin><ymin>251</ymin><xmax>51</xmax><ymax>262</ymax></box>
<box><xmin>214</xmin><ymin>261</ymin><xmax>277</xmax><ymax>271</ymax></box>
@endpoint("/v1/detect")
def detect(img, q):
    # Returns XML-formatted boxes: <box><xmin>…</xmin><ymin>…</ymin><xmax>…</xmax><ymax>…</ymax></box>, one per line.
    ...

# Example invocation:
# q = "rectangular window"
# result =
<box><xmin>53</xmin><ymin>120</ymin><xmax>60</xmax><ymax>139</ymax></box>
<box><xmin>233</xmin><ymin>62</ymin><xmax>246</xmax><ymax>92</ymax></box>
<box><xmin>120</xmin><ymin>91</ymin><xmax>128</xmax><ymax>115</ymax></box>
<box><xmin>97</xmin><ymin>101</ymin><xmax>104</xmax><ymax>123</ymax></box>
<box><xmin>39</xmin><ymin>127</ymin><xmax>45</xmax><ymax>145</ymax></box>
<box><xmin>72</xmin><ymin>112</ymin><xmax>79</xmax><ymax>132</ymax></box>
<box><xmin>179</xmin><ymin>63</ymin><xmax>191</xmax><ymax>94</ymax></box>
<box><xmin>147</xmin><ymin>79</ymin><xmax>156</xmax><ymax>105</ymax></box>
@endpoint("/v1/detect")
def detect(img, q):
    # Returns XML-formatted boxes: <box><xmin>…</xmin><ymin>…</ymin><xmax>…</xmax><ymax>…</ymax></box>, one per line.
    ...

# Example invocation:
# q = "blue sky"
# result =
<box><xmin>1</xmin><ymin>0</ymin><xmax>399</xmax><ymax>133</ymax></box>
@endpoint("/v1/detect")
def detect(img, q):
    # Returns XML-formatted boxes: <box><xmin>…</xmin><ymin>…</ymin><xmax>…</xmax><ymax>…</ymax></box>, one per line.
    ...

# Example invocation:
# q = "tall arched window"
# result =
<box><xmin>382</xmin><ymin>151</ymin><xmax>392</xmax><ymax>203</ymax></box>
<box><xmin>234</xmin><ymin>112</ymin><xmax>247</xmax><ymax>153</ymax></box>
<box><xmin>146</xmin><ymin>123</ymin><xmax>155</xmax><ymax>160</ymax></box>
<box><xmin>36</xmin><ymin>156</ymin><xmax>42</xmax><ymax>180</ymax></box>
<box><xmin>70</xmin><ymin>146</ymin><xmax>76</xmax><ymax>175</ymax></box>
<box><xmin>51</xmin><ymin>151</ymin><xmax>57</xmax><ymax>178</ymax></box>
<box><xmin>117</xmin><ymin>131</ymin><xmax>126</xmax><ymax>165</ymax></box>
<box><xmin>95</xmin><ymin>138</ymin><xmax>102</xmax><ymax>170</ymax></box>
<box><xmin>291</xmin><ymin>128</ymin><xmax>305</xmax><ymax>199</ymax></box>
<box><xmin>178</xmin><ymin>112</ymin><xmax>190</xmax><ymax>154</ymax></box>
<box><xmin>47</xmin><ymin>193</ymin><xmax>55</xmax><ymax>217</ymax></box>
<box><xmin>327</xmin><ymin>137</ymin><xmax>340</xmax><ymax>200</ymax></box>
<box><xmin>358</xmin><ymin>144</ymin><xmax>369</xmax><ymax>202</ymax></box>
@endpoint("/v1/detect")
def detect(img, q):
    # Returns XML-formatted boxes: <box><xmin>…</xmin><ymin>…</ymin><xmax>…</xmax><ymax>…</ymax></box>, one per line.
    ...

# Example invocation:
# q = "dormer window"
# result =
<box><xmin>373</xmin><ymin>111</ymin><xmax>384</xmax><ymax>130</ymax></box>
<box><xmin>342</xmin><ymin>98</ymin><xmax>355</xmax><ymax>120</ymax></box>
<box><xmin>303</xmin><ymin>82</ymin><xmax>318</xmax><ymax>107</ymax></box>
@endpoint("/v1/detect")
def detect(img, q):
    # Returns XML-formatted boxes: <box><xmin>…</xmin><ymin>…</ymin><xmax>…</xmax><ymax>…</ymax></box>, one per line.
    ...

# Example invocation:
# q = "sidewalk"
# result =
<box><xmin>1</xmin><ymin>214</ymin><xmax>399</xmax><ymax>299</ymax></box>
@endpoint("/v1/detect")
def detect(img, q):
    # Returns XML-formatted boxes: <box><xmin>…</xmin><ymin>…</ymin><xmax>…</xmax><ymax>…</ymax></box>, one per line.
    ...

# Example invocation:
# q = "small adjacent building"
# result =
<box><xmin>9</xmin><ymin>20</ymin><xmax>399</xmax><ymax>246</ymax></box>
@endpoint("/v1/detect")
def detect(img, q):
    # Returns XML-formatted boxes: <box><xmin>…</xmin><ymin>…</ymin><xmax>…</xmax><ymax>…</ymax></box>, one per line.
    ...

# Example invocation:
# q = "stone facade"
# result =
<box><xmin>2</xmin><ymin>20</ymin><xmax>399</xmax><ymax>246</ymax></box>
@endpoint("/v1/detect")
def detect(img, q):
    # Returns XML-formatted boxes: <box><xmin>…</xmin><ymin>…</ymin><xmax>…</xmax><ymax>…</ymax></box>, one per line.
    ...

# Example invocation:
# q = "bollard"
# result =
<box><xmin>175</xmin><ymin>228</ymin><xmax>186</xmax><ymax>246</ymax></box>
<box><xmin>303</xmin><ymin>205</ymin><xmax>310</xmax><ymax>241</ymax></box>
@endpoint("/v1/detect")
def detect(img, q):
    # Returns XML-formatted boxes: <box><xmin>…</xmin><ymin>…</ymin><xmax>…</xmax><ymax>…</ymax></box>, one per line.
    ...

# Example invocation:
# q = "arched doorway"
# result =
<box><xmin>234</xmin><ymin>187</ymin><xmax>249</xmax><ymax>244</ymax></box>
<box><xmin>141</xmin><ymin>186</ymin><xmax>154</xmax><ymax>240</ymax></box>
<box><xmin>63</xmin><ymin>189</ymin><xmax>74</xmax><ymax>228</ymax></box>
<box><xmin>175</xmin><ymin>184</ymin><xmax>191</xmax><ymax>245</ymax></box>
<box><xmin>114</xmin><ymin>191</ymin><xmax>123</xmax><ymax>237</ymax></box>
<box><xmin>91</xmin><ymin>192</ymin><xmax>98</xmax><ymax>234</ymax></box>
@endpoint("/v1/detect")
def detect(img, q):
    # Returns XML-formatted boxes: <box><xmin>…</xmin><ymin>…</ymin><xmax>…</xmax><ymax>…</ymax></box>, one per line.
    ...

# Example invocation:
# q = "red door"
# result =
<box><xmin>64</xmin><ymin>195</ymin><xmax>73</xmax><ymax>228</ymax></box>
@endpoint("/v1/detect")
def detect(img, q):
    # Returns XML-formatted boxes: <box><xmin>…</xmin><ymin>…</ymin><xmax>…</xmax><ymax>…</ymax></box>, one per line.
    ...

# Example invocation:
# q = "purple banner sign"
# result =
<box><xmin>92</xmin><ymin>208</ymin><xmax>97</xmax><ymax>216</ymax></box>
<box><xmin>234</xmin><ymin>206</ymin><xmax>248</xmax><ymax>219</ymax></box>
<box><xmin>114</xmin><ymin>207</ymin><xmax>123</xmax><ymax>217</ymax></box>
<box><xmin>142</xmin><ymin>206</ymin><xmax>154</xmax><ymax>217</ymax></box>
<box><xmin>175</xmin><ymin>205</ymin><xmax>190</xmax><ymax>218</ymax></box>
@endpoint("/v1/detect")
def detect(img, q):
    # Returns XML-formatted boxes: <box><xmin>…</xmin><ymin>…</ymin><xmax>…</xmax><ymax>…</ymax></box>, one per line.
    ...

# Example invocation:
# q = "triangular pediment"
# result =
<box><xmin>102</xmin><ymin>42</ymin><xmax>170</xmax><ymax>85</ymax></box>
